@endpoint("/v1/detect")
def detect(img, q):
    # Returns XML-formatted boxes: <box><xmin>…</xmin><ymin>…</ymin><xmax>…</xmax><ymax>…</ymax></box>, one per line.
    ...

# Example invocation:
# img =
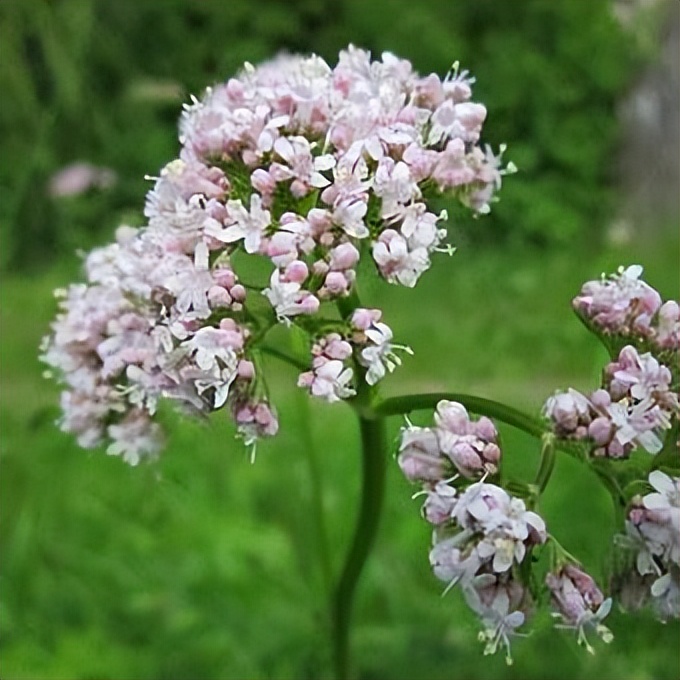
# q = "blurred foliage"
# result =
<box><xmin>0</xmin><ymin>0</ymin><xmax>643</xmax><ymax>271</ymax></box>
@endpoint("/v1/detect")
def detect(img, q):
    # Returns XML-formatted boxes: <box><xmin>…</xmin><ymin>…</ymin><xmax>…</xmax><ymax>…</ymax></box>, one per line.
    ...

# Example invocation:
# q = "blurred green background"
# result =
<box><xmin>1</xmin><ymin>1</ymin><xmax>678</xmax><ymax>679</ymax></box>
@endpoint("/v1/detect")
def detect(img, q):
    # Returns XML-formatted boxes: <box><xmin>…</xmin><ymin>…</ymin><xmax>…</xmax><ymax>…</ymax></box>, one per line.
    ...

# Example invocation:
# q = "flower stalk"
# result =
<box><xmin>331</xmin><ymin>409</ymin><xmax>387</xmax><ymax>680</ymax></box>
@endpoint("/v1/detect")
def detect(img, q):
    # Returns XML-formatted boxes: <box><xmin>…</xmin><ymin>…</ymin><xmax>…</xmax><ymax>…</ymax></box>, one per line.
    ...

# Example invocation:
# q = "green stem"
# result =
<box><xmin>375</xmin><ymin>392</ymin><xmax>545</xmax><ymax>439</ymax></box>
<box><xmin>534</xmin><ymin>433</ymin><xmax>556</xmax><ymax>494</ymax></box>
<box><xmin>259</xmin><ymin>343</ymin><xmax>309</xmax><ymax>372</ymax></box>
<box><xmin>331</xmin><ymin>412</ymin><xmax>387</xmax><ymax>680</ymax></box>
<box><xmin>290</xmin><ymin>327</ymin><xmax>333</xmax><ymax>598</ymax></box>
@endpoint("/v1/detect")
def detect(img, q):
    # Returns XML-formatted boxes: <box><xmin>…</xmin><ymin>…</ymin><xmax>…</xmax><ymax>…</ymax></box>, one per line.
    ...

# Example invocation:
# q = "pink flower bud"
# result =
<box><xmin>455</xmin><ymin>102</ymin><xmax>487</xmax><ymax>137</ymax></box>
<box><xmin>312</xmin><ymin>259</ymin><xmax>330</xmax><ymax>276</ymax></box>
<box><xmin>225</xmin><ymin>78</ymin><xmax>244</xmax><ymax>98</ymax></box>
<box><xmin>474</xmin><ymin>416</ymin><xmax>498</xmax><ymax>442</ymax></box>
<box><xmin>435</xmin><ymin>400</ymin><xmax>470</xmax><ymax>435</ymax></box>
<box><xmin>607</xmin><ymin>438</ymin><xmax>627</xmax><ymax>458</ymax></box>
<box><xmin>588</xmin><ymin>417</ymin><xmax>612</xmax><ymax>445</ymax></box>
<box><xmin>323</xmin><ymin>271</ymin><xmax>349</xmax><ymax>295</ymax></box>
<box><xmin>351</xmin><ymin>308</ymin><xmax>382</xmax><ymax>330</ymax></box>
<box><xmin>237</xmin><ymin>360</ymin><xmax>255</xmax><ymax>380</ymax></box>
<box><xmin>297</xmin><ymin>371</ymin><xmax>314</xmax><ymax>388</ymax></box>
<box><xmin>268</xmin><ymin>232</ymin><xmax>299</xmax><ymax>267</ymax></box>
<box><xmin>398</xmin><ymin>427</ymin><xmax>444</xmax><ymax>482</ymax></box>
<box><xmin>251</xmin><ymin>168</ymin><xmax>276</xmax><ymax>194</ymax></box>
<box><xmin>324</xmin><ymin>337</ymin><xmax>352</xmax><ymax>361</ymax></box>
<box><xmin>319</xmin><ymin>232</ymin><xmax>335</xmax><ymax>247</ymax></box>
<box><xmin>590</xmin><ymin>389</ymin><xmax>611</xmax><ymax>410</ymax></box>
<box><xmin>208</xmin><ymin>286</ymin><xmax>232</xmax><ymax>308</ymax></box>
<box><xmin>329</xmin><ymin>243</ymin><xmax>360</xmax><ymax>271</ymax></box>
<box><xmin>307</xmin><ymin>208</ymin><xmax>332</xmax><ymax>232</ymax></box>
<box><xmin>482</xmin><ymin>442</ymin><xmax>501</xmax><ymax>466</ymax></box>
<box><xmin>399</xmin><ymin>450</ymin><xmax>447</xmax><ymax>483</ymax></box>
<box><xmin>213</xmin><ymin>268</ymin><xmax>236</xmax><ymax>289</ymax></box>
<box><xmin>283</xmin><ymin>260</ymin><xmax>309</xmax><ymax>284</ymax></box>
<box><xmin>254</xmin><ymin>403</ymin><xmax>279</xmax><ymax>435</ymax></box>
<box><xmin>297</xmin><ymin>294</ymin><xmax>320</xmax><ymax>315</ymax></box>
<box><xmin>447</xmin><ymin>439</ymin><xmax>484</xmax><ymax>477</ymax></box>
<box><xmin>241</xmin><ymin>149</ymin><xmax>259</xmax><ymax>167</ymax></box>
<box><xmin>229</xmin><ymin>284</ymin><xmax>246</xmax><ymax>302</ymax></box>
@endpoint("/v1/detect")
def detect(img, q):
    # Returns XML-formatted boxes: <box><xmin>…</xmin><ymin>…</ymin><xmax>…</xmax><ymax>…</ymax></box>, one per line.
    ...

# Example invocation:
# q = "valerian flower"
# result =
<box><xmin>546</xmin><ymin>564</ymin><xmax>613</xmax><ymax>653</ymax></box>
<box><xmin>43</xmin><ymin>48</ymin><xmax>505</xmax><ymax>462</ymax></box>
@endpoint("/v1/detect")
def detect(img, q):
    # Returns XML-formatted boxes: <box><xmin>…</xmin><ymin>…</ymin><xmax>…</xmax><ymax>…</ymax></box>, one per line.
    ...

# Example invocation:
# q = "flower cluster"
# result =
<box><xmin>398</xmin><ymin>403</ymin><xmax>551</xmax><ymax>662</ymax></box>
<box><xmin>42</xmin><ymin>48</ymin><xmax>507</xmax><ymax>463</ymax></box>
<box><xmin>397</xmin><ymin>400</ymin><xmax>625</xmax><ymax>660</ymax></box>
<box><xmin>574</xmin><ymin>265</ymin><xmax>679</xmax><ymax>352</ymax></box>
<box><xmin>544</xmin><ymin>345</ymin><xmax>678</xmax><ymax>458</ymax></box>
<box><xmin>427</xmin><ymin>481</ymin><xmax>546</xmax><ymax>663</ymax></box>
<box><xmin>398</xmin><ymin>400</ymin><xmax>501</xmax><ymax>481</ymax></box>
<box><xmin>616</xmin><ymin>471</ymin><xmax>680</xmax><ymax>621</ymax></box>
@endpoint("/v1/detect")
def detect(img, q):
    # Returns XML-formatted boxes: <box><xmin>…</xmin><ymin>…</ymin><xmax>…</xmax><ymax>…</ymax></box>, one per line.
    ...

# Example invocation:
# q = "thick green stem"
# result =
<box><xmin>331</xmin><ymin>413</ymin><xmax>387</xmax><ymax>680</ymax></box>
<box><xmin>376</xmin><ymin>392</ymin><xmax>545</xmax><ymax>439</ymax></box>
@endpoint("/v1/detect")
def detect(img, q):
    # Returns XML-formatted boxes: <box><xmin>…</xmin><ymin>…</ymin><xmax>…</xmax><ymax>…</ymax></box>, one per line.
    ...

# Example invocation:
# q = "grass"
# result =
<box><xmin>1</xmin><ymin>228</ymin><xmax>679</xmax><ymax>680</ymax></box>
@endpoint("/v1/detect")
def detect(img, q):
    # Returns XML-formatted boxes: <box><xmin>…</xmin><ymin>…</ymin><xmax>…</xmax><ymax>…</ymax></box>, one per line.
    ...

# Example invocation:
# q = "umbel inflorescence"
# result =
<box><xmin>41</xmin><ymin>47</ymin><xmax>678</xmax><ymax>667</ymax></box>
<box><xmin>41</xmin><ymin>47</ymin><xmax>512</xmax><ymax>464</ymax></box>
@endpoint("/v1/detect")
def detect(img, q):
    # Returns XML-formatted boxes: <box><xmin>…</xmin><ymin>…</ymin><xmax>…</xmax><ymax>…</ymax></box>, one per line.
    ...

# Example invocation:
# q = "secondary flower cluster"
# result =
<box><xmin>616</xmin><ymin>471</ymin><xmax>679</xmax><ymax>622</ymax></box>
<box><xmin>544</xmin><ymin>345</ymin><xmax>679</xmax><ymax>458</ymax></box>
<box><xmin>42</xmin><ymin>48</ymin><xmax>507</xmax><ymax>463</ymax></box>
<box><xmin>428</xmin><ymin>482</ymin><xmax>546</xmax><ymax>663</ymax></box>
<box><xmin>574</xmin><ymin>265</ymin><xmax>679</xmax><ymax>352</ymax></box>
<box><xmin>398</xmin><ymin>400</ymin><xmax>501</xmax><ymax>481</ymax></box>
<box><xmin>397</xmin><ymin>404</ymin><xmax>614</xmax><ymax>661</ymax></box>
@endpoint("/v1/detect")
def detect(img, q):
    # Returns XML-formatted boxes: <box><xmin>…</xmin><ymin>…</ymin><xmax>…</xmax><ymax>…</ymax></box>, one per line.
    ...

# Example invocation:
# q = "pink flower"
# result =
<box><xmin>546</xmin><ymin>564</ymin><xmax>613</xmax><ymax>653</ymax></box>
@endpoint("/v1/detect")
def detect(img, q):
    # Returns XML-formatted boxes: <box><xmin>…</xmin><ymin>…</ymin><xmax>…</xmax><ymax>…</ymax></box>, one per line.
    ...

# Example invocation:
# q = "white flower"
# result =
<box><xmin>271</xmin><ymin>135</ymin><xmax>336</xmax><ymax>193</ymax></box>
<box><xmin>645</xmin><ymin>470</ymin><xmax>680</xmax><ymax>511</ymax></box>
<box><xmin>165</xmin><ymin>242</ymin><xmax>214</xmax><ymax>319</ymax></box>
<box><xmin>607</xmin><ymin>399</ymin><xmax>667</xmax><ymax>454</ymax></box>
<box><xmin>358</xmin><ymin>321</ymin><xmax>413</xmax><ymax>385</ymax></box>
<box><xmin>107</xmin><ymin>411</ymin><xmax>163</xmax><ymax>465</ymax></box>
<box><xmin>262</xmin><ymin>270</ymin><xmax>319</xmax><ymax>323</ymax></box>
<box><xmin>650</xmin><ymin>570</ymin><xmax>680</xmax><ymax>621</ymax></box>
<box><xmin>373</xmin><ymin>158</ymin><xmax>419</xmax><ymax>216</ymax></box>
<box><xmin>464</xmin><ymin>581</ymin><xmax>526</xmax><ymax>665</ymax></box>
<box><xmin>333</xmin><ymin>198</ymin><xmax>369</xmax><ymax>239</ymax></box>
<box><xmin>372</xmin><ymin>231</ymin><xmax>430</xmax><ymax>288</ymax></box>
<box><xmin>298</xmin><ymin>359</ymin><xmax>355</xmax><ymax>403</ymax></box>
<box><xmin>208</xmin><ymin>194</ymin><xmax>271</xmax><ymax>254</ymax></box>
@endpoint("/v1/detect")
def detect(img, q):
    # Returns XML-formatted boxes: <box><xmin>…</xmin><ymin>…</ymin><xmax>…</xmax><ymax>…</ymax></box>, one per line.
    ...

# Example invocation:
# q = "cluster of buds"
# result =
<box><xmin>544</xmin><ymin>344</ymin><xmax>678</xmax><ymax>458</ymax></box>
<box><xmin>574</xmin><ymin>265</ymin><xmax>679</xmax><ymax>351</ymax></box>
<box><xmin>398</xmin><ymin>400</ymin><xmax>501</xmax><ymax>481</ymax></box>
<box><xmin>616</xmin><ymin>471</ymin><xmax>680</xmax><ymax>621</ymax></box>
<box><xmin>41</xmin><ymin>48</ymin><xmax>508</xmax><ymax>463</ymax></box>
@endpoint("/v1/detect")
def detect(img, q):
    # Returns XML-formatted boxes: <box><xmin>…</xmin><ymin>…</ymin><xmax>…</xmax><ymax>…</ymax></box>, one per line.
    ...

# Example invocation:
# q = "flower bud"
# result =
<box><xmin>329</xmin><ymin>242</ymin><xmax>360</xmax><ymax>271</ymax></box>
<box><xmin>398</xmin><ymin>427</ymin><xmax>445</xmax><ymax>483</ymax></box>
<box><xmin>323</xmin><ymin>271</ymin><xmax>349</xmax><ymax>295</ymax></box>
<box><xmin>588</xmin><ymin>417</ymin><xmax>612</xmax><ymax>445</ymax></box>
<box><xmin>283</xmin><ymin>260</ymin><xmax>309</xmax><ymax>284</ymax></box>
